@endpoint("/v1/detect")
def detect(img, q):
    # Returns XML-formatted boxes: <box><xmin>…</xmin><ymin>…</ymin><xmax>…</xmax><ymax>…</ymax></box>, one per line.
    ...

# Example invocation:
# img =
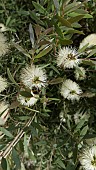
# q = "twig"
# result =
<box><xmin>0</xmin><ymin>112</ymin><xmax>36</xmax><ymax>161</ymax></box>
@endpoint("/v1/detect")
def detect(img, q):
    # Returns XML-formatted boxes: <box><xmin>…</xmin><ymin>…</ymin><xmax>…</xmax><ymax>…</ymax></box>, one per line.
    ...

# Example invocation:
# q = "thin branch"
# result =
<box><xmin>0</xmin><ymin>112</ymin><xmax>36</xmax><ymax>161</ymax></box>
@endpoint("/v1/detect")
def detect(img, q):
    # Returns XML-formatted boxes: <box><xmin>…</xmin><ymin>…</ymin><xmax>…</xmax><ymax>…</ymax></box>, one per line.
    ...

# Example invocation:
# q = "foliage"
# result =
<box><xmin>0</xmin><ymin>0</ymin><xmax>96</xmax><ymax>170</ymax></box>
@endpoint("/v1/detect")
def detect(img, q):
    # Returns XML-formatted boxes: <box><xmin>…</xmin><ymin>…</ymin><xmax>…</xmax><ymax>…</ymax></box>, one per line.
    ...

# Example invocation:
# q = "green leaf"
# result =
<box><xmin>83</xmin><ymin>14</ymin><xmax>93</xmax><ymax>18</ymax></box>
<box><xmin>58</xmin><ymin>16</ymin><xmax>72</xmax><ymax>27</ymax></box>
<box><xmin>7</xmin><ymin>68</ymin><xmax>19</xmax><ymax>87</ymax></box>
<box><xmin>6</xmin><ymin>16</ymin><xmax>11</xmax><ymax>26</ymax></box>
<box><xmin>21</xmin><ymin>162</ymin><xmax>26</xmax><ymax>170</ymax></box>
<box><xmin>32</xmin><ymin>122</ymin><xmax>42</xmax><ymax>131</ymax></box>
<box><xmin>59</xmin><ymin>38</ymin><xmax>73</xmax><ymax>45</ymax></box>
<box><xmin>55</xmin><ymin>158</ymin><xmax>65</xmax><ymax>169</ymax></box>
<box><xmin>40</xmin><ymin>112</ymin><xmax>50</xmax><ymax>117</ymax></box>
<box><xmin>12</xmin><ymin>42</ymin><xmax>31</xmax><ymax>59</ymax></box>
<box><xmin>6</xmin><ymin>159</ymin><xmax>11</xmax><ymax>170</ymax></box>
<box><xmin>75</xmin><ymin>67</ymin><xmax>84</xmax><ymax>76</ymax></box>
<box><xmin>74</xmin><ymin>118</ymin><xmax>86</xmax><ymax>133</ymax></box>
<box><xmin>80</xmin><ymin>125</ymin><xmax>88</xmax><ymax>139</ymax></box>
<box><xmin>78</xmin><ymin>43</ymin><xmax>89</xmax><ymax>53</ymax></box>
<box><xmin>34</xmin><ymin>46</ymin><xmax>52</xmax><ymax>59</ymax></box>
<box><xmin>0</xmin><ymin>127</ymin><xmax>13</xmax><ymax>138</ymax></box>
<box><xmin>29</xmin><ymin>150</ymin><xmax>36</xmax><ymax>163</ymax></box>
<box><xmin>18</xmin><ymin>10</ymin><xmax>29</xmax><ymax>16</ymax></box>
<box><xmin>71</xmin><ymin>22</ymin><xmax>81</xmax><ymax>28</ymax></box>
<box><xmin>65</xmin><ymin>28</ymin><xmax>84</xmax><ymax>35</ymax></box>
<box><xmin>53</xmin><ymin>0</ymin><xmax>60</xmax><ymax>11</ymax></box>
<box><xmin>12</xmin><ymin>148</ymin><xmax>21</xmax><ymax>170</ymax></box>
<box><xmin>35</xmin><ymin>140</ymin><xmax>47</xmax><ymax>146</ymax></box>
<box><xmin>66</xmin><ymin>162</ymin><xmax>75</xmax><ymax>170</ymax></box>
<box><xmin>68</xmin><ymin>15</ymin><xmax>85</xmax><ymax>23</ymax></box>
<box><xmin>87</xmin><ymin>49</ymin><xmax>96</xmax><ymax>58</ymax></box>
<box><xmin>24</xmin><ymin>134</ymin><xmax>29</xmax><ymax>158</ymax></box>
<box><xmin>1</xmin><ymin>157</ymin><xmax>7</xmax><ymax>170</ymax></box>
<box><xmin>49</xmin><ymin>77</ymin><xmax>63</xmax><ymax>84</ymax></box>
<box><xmin>64</xmin><ymin>2</ymin><xmax>82</xmax><ymax>14</ymax></box>
<box><xmin>54</xmin><ymin>23</ymin><xmax>63</xmax><ymax>37</ymax></box>
<box><xmin>29</xmin><ymin>11</ymin><xmax>44</xmax><ymax>25</ymax></box>
<box><xmin>82</xmin><ymin>60</ymin><xmax>96</xmax><ymax>66</ymax></box>
<box><xmin>18</xmin><ymin>116</ymin><xmax>30</xmax><ymax>121</ymax></box>
<box><xmin>29</xmin><ymin>23</ymin><xmax>35</xmax><ymax>48</ymax></box>
<box><xmin>73</xmin><ymin>145</ymin><xmax>78</xmax><ymax>163</ymax></box>
<box><xmin>32</xmin><ymin>1</ymin><xmax>46</xmax><ymax>14</ymax></box>
<box><xmin>50</xmin><ymin>65</ymin><xmax>60</xmax><ymax>74</ymax></box>
<box><xmin>20</xmin><ymin>91</ymin><xmax>32</xmax><ymax>98</ymax></box>
<box><xmin>48</xmin><ymin>98</ymin><xmax>60</xmax><ymax>101</ymax></box>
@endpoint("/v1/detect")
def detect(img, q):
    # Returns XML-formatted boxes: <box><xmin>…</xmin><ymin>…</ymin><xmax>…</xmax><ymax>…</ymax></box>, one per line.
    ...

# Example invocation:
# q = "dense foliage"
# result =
<box><xmin>0</xmin><ymin>0</ymin><xmax>96</xmax><ymax>170</ymax></box>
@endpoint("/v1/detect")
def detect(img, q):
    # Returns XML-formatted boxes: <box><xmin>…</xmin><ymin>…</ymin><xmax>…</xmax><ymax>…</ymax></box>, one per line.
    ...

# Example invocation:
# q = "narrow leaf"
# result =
<box><xmin>29</xmin><ymin>23</ymin><xmax>35</xmax><ymax>48</ymax></box>
<box><xmin>12</xmin><ymin>148</ymin><xmax>21</xmax><ymax>170</ymax></box>
<box><xmin>0</xmin><ymin>127</ymin><xmax>13</xmax><ymax>138</ymax></box>
<box><xmin>74</xmin><ymin>118</ymin><xmax>86</xmax><ymax>133</ymax></box>
<box><xmin>54</xmin><ymin>23</ymin><xmax>63</xmax><ymax>37</ymax></box>
<box><xmin>78</xmin><ymin>43</ymin><xmax>89</xmax><ymax>53</ymax></box>
<box><xmin>53</xmin><ymin>0</ymin><xmax>60</xmax><ymax>11</ymax></box>
<box><xmin>68</xmin><ymin>15</ymin><xmax>85</xmax><ymax>23</ymax></box>
<box><xmin>80</xmin><ymin>125</ymin><xmax>88</xmax><ymax>139</ymax></box>
<box><xmin>20</xmin><ymin>91</ymin><xmax>32</xmax><ymax>98</ymax></box>
<box><xmin>1</xmin><ymin>157</ymin><xmax>7</xmax><ymax>170</ymax></box>
<box><xmin>12</xmin><ymin>42</ymin><xmax>31</xmax><ymax>59</ymax></box>
<box><xmin>87</xmin><ymin>49</ymin><xmax>96</xmax><ymax>58</ymax></box>
<box><xmin>30</xmin><ymin>11</ymin><xmax>44</xmax><ymax>25</ymax></box>
<box><xmin>24</xmin><ymin>134</ymin><xmax>29</xmax><ymax>158</ymax></box>
<box><xmin>35</xmin><ymin>46</ymin><xmax>52</xmax><ymax>59</ymax></box>
<box><xmin>59</xmin><ymin>38</ymin><xmax>73</xmax><ymax>45</ymax></box>
<box><xmin>7</xmin><ymin>68</ymin><xmax>19</xmax><ymax>87</ymax></box>
<box><xmin>56</xmin><ymin>158</ymin><xmax>65</xmax><ymax>169</ymax></box>
<box><xmin>58</xmin><ymin>16</ymin><xmax>72</xmax><ymax>27</ymax></box>
<box><xmin>65</xmin><ymin>28</ymin><xmax>84</xmax><ymax>34</ymax></box>
<box><xmin>32</xmin><ymin>1</ymin><xmax>46</xmax><ymax>14</ymax></box>
<box><xmin>64</xmin><ymin>2</ymin><xmax>82</xmax><ymax>14</ymax></box>
<box><xmin>49</xmin><ymin>77</ymin><xmax>63</xmax><ymax>84</ymax></box>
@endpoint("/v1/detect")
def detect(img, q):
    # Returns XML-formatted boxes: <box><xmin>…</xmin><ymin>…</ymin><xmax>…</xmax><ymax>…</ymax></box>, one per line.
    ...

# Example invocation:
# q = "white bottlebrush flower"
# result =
<box><xmin>0</xmin><ymin>23</ymin><xmax>7</xmax><ymax>32</ymax></box>
<box><xmin>79</xmin><ymin>146</ymin><xmax>96</xmax><ymax>170</ymax></box>
<box><xmin>0</xmin><ymin>76</ymin><xmax>8</xmax><ymax>93</ymax></box>
<box><xmin>20</xmin><ymin>64</ymin><xmax>47</xmax><ymax>90</ymax></box>
<box><xmin>0</xmin><ymin>32</ymin><xmax>9</xmax><ymax>56</ymax></box>
<box><xmin>17</xmin><ymin>94</ymin><xmax>39</xmax><ymax>107</ymax></box>
<box><xmin>74</xmin><ymin>67</ymin><xmax>86</xmax><ymax>80</ymax></box>
<box><xmin>79</xmin><ymin>33</ymin><xmax>96</xmax><ymax>49</ymax></box>
<box><xmin>0</xmin><ymin>101</ymin><xmax>9</xmax><ymax>126</ymax></box>
<box><xmin>57</xmin><ymin>46</ymin><xmax>81</xmax><ymax>69</ymax></box>
<box><xmin>60</xmin><ymin>79</ymin><xmax>82</xmax><ymax>101</ymax></box>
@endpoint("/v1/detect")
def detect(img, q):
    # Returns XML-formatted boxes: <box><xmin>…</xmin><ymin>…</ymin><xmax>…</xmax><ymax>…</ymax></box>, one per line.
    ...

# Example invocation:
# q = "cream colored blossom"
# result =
<box><xmin>74</xmin><ymin>67</ymin><xmax>86</xmax><ymax>80</ymax></box>
<box><xmin>57</xmin><ymin>47</ymin><xmax>81</xmax><ymax>69</ymax></box>
<box><xmin>79</xmin><ymin>146</ymin><xmax>96</xmax><ymax>170</ymax></box>
<box><xmin>17</xmin><ymin>94</ymin><xmax>39</xmax><ymax>107</ymax></box>
<box><xmin>0</xmin><ymin>101</ymin><xmax>9</xmax><ymax>126</ymax></box>
<box><xmin>0</xmin><ymin>23</ymin><xmax>7</xmax><ymax>32</ymax></box>
<box><xmin>20</xmin><ymin>64</ymin><xmax>47</xmax><ymax>90</ymax></box>
<box><xmin>79</xmin><ymin>33</ymin><xmax>96</xmax><ymax>50</ymax></box>
<box><xmin>0</xmin><ymin>76</ymin><xmax>8</xmax><ymax>93</ymax></box>
<box><xmin>60</xmin><ymin>79</ymin><xmax>82</xmax><ymax>101</ymax></box>
<box><xmin>0</xmin><ymin>33</ymin><xmax>9</xmax><ymax>56</ymax></box>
